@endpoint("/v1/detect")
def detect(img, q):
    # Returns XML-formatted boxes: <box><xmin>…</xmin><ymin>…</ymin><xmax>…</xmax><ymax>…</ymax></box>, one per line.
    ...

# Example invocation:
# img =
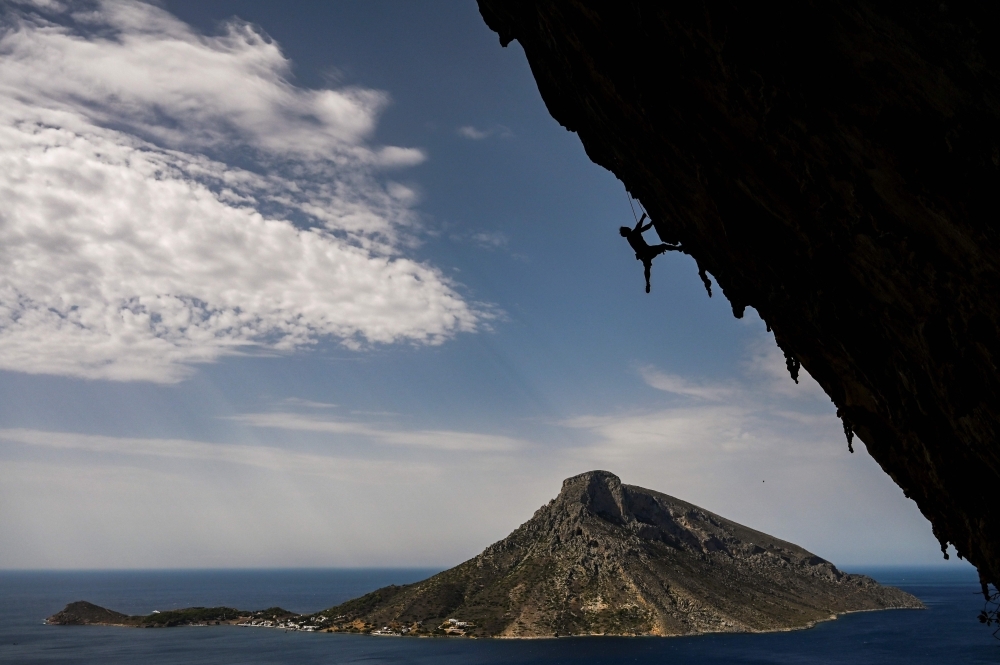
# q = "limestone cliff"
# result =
<box><xmin>320</xmin><ymin>471</ymin><xmax>921</xmax><ymax>637</ymax></box>
<box><xmin>476</xmin><ymin>0</ymin><xmax>1000</xmax><ymax>591</ymax></box>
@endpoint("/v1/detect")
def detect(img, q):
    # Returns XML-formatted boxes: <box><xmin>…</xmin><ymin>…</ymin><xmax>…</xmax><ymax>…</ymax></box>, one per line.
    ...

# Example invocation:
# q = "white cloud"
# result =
<box><xmin>456</xmin><ymin>124</ymin><xmax>513</xmax><ymax>140</ymax></box>
<box><xmin>641</xmin><ymin>334</ymin><xmax>827</xmax><ymax>404</ymax></box>
<box><xmin>562</xmin><ymin>405</ymin><xmax>761</xmax><ymax>458</ymax></box>
<box><xmin>0</xmin><ymin>331</ymin><xmax>949</xmax><ymax>569</ymax></box>
<box><xmin>3</xmin><ymin>2</ymin><xmax>393</xmax><ymax>162</ymax></box>
<box><xmin>230</xmin><ymin>412</ymin><xmax>526</xmax><ymax>452</ymax></box>
<box><xmin>280</xmin><ymin>397</ymin><xmax>339</xmax><ymax>409</ymax></box>
<box><xmin>639</xmin><ymin>366</ymin><xmax>736</xmax><ymax>401</ymax></box>
<box><xmin>741</xmin><ymin>333</ymin><xmax>830</xmax><ymax>400</ymax></box>
<box><xmin>457</xmin><ymin>125</ymin><xmax>490</xmax><ymax>140</ymax></box>
<box><xmin>0</xmin><ymin>1</ymin><xmax>483</xmax><ymax>382</ymax></box>
<box><xmin>0</xmin><ymin>396</ymin><xmax>947</xmax><ymax>569</ymax></box>
<box><xmin>0</xmin><ymin>427</ymin><xmax>417</xmax><ymax>479</ymax></box>
<box><xmin>470</xmin><ymin>230</ymin><xmax>509</xmax><ymax>249</ymax></box>
<box><xmin>0</xmin><ymin>319</ymin><xmax>947</xmax><ymax>569</ymax></box>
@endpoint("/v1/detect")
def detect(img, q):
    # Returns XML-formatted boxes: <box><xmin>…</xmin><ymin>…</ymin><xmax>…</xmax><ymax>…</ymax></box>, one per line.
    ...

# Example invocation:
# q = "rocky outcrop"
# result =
<box><xmin>46</xmin><ymin>601</ymin><xmax>131</xmax><ymax>626</ymax></box>
<box><xmin>321</xmin><ymin>471</ymin><xmax>922</xmax><ymax>637</ymax></box>
<box><xmin>476</xmin><ymin>0</ymin><xmax>1000</xmax><ymax>591</ymax></box>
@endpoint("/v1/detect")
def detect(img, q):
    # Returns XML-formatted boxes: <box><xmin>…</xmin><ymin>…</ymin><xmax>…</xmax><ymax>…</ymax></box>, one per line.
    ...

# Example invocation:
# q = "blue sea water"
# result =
<box><xmin>0</xmin><ymin>567</ymin><xmax>996</xmax><ymax>664</ymax></box>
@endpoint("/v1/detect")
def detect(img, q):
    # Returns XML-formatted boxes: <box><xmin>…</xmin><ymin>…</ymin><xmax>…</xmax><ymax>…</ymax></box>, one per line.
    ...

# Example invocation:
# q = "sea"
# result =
<box><xmin>1</xmin><ymin>567</ymin><xmax>996</xmax><ymax>664</ymax></box>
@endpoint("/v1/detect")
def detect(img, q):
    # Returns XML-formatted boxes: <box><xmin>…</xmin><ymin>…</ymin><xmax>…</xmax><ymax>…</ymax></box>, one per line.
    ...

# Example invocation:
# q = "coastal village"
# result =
<box><xmin>236</xmin><ymin>615</ymin><xmax>475</xmax><ymax>637</ymax></box>
<box><xmin>236</xmin><ymin>615</ymin><xmax>325</xmax><ymax>631</ymax></box>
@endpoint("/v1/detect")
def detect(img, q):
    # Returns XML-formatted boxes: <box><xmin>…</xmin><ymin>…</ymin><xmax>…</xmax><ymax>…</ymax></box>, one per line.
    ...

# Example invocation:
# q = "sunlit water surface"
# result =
<box><xmin>1</xmin><ymin>567</ymin><xmax>996</xmax><ymax>664</ymax></box>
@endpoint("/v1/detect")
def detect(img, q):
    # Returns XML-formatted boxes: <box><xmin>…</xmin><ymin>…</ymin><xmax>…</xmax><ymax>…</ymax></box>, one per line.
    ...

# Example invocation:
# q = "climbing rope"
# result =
<box><xmin>624</xmin><ymin>187</ymin><xmax>651</xmax><ymax>224</ymax></box>
<box><xmin>624</xmin><ymin>188</ymin><xmax>639</xmax><ymax>224</ymax></box>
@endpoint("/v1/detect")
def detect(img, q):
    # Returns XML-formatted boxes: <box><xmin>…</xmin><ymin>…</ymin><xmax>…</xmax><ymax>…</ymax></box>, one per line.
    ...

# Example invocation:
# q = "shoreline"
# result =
<box><xmin>45</xmin><ymin>602</ymin><xmax>924</xmax><ymax>639</ymax></box>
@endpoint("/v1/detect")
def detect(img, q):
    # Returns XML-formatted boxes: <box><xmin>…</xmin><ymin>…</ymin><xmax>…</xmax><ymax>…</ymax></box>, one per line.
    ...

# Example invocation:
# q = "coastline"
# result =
<box><xmin>5</xmin><ymin>567</ymin><xmax>990</xmax><ymax>664</ymax></box>
<box><xmin>45</xmin><ymin>600</ymin><xmax>925</xmax><ymax>639</ymax></box>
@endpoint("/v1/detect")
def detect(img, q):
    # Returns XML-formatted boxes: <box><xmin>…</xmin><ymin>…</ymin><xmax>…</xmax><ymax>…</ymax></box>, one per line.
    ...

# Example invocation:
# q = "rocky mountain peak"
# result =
<box><xmin>307</xmin><ymin>472</ymin><xmax>922</xmax><ymax>636</ymax></box>
<box><xmin>557</xmin><ymin>470</ymin><xmax>628</xmax><ymax>524</ymax></box>
<box><xmin>542</xmin><ymin>472</ymin><xmax>827</xmax><ymax>567</ymax></box>
<box><xmin>46</xmin><ymin>472</ymin><xmax>924</xmax><ymax>638</ymax></box>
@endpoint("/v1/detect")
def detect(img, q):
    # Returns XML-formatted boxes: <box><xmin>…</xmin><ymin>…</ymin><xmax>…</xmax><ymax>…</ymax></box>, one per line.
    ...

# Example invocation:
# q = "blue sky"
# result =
<box><xmin>0</xmin><ymin>0</ymin><xmax>965</xmax><ymax>570</ymax></box>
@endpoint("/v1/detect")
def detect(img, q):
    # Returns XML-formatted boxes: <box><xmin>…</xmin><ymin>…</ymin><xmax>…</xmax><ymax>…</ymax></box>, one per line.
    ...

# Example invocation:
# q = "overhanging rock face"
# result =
<box><xmin>477</xmin><ymin>1</ymin><xmax>999</xmax><ymax>588</ymax></box>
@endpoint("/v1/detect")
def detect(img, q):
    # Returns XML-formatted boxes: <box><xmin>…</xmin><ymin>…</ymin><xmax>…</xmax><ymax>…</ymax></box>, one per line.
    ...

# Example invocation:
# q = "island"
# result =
<box><xmin>47</xmin><ymin>471</ymin><xmax>923</xmax><ymax>637</ymax></box>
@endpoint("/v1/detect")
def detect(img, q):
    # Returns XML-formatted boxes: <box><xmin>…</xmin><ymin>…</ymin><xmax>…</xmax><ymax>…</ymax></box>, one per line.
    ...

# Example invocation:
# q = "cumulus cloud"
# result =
<box><xmin>0</xmin><ymin>1</ymin><xmax>483</xmax><ymax>382</ymax></box>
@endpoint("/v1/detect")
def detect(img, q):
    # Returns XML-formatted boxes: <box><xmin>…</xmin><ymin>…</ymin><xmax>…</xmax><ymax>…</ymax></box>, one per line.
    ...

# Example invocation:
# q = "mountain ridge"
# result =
<box><xmin>47</xmin><ymin>471</ymin><xmax>922</xmax><ymax>637</ymax></box>
<box><xmin>315</xmin><ymin>470</ymin><xmax>921</xmax><ymax>637</ymax></box>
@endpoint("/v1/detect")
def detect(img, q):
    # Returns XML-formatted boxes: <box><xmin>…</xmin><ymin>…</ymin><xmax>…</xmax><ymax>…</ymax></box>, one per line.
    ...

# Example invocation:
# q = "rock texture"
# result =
<box><xmin>476</xmin><ymin>0</ymin><xmax>1000</xmax><ymax>591</ymax></box>
<box><xmin>320</xmin><ymin>471</ymin><xmax>921</xmax><ymax>637</ymax></box>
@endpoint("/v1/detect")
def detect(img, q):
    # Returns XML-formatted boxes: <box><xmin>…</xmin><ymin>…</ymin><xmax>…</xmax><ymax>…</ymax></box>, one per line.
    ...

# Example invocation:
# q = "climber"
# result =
<box><xmin>619</xmin><ymin>213</ymin><xmax>680</xmax><ymax>293</ymax></box>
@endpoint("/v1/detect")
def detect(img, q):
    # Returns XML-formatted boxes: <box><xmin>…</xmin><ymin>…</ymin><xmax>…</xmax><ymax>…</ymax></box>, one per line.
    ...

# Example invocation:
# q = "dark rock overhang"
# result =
<box><xmin>476</xmin><ymin>0</ymin><xmax>1000</xmax><ymax>591</ymax></box>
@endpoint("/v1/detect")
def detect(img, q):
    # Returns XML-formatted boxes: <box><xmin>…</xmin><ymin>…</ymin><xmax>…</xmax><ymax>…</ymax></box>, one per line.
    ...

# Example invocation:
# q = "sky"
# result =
<box><xmin>0</xmin><ymin>0</ymin><xmax>969</xmax><ymax>571</ymax></box>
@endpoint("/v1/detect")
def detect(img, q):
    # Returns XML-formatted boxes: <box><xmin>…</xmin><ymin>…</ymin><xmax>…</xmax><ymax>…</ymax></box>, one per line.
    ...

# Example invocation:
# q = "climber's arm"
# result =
<box><xmin>633</xmin><ymin>213</ymin><xmax>648</xmax><ymax>233</ymax></box>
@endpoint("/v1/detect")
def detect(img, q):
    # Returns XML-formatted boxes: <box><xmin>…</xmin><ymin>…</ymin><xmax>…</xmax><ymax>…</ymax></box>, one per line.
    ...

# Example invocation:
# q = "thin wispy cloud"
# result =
<box><xmin>0</xmin><ymin>427</ymin><xmax>425</xmax><ymax>480</ymax></box>
<box><xmin>230</xmin><ymin>412</ymin><xmax>526</xmax><ymax>452</ymax></box>
<box><xmin>562</xmin><ymin>405</ymin><xmax>754</xmax><ymax>456</ymax></box>
<box><xmin>741</xmin><ymin>336</ymin><xmax>830</xmax><ymax>400</ymax></box>
<box><xmin>640</xmin><ymin>335</ymin><xmax>828</xmax><ymax>405</ymax></box>
<box><xmin>457</xmin><ymin>124</ymin><xmax>513</xmax><ymax>140</ymax></box>
<box><xmin>457</xmin><ymin>125</ymin><xmax>490</xmax><ymax>140</ymax></box>
<box><xmin>0</xmin><ymin>1</ymin><xmax>484</xmax><ymax>383</ymax></box>
<box><xmin>470</xmin><ymin>231</ymin><xmax>509</xmax><ymax>249</ymax></box>
<box><xmin>0</xmin><ymin>334</ymin><xmax>938</xmax><ymax>568</ymax></box>
<box><xmin>280</xmin><ymin>398</ymin><xmax>339</xmax><ymax>409</ymax></box>
<box><xmin>561</xmin><ymin>403</ymin><xmax>842</xmax><ymax>465</ymax></box>
<box><xmin>639</xmin><ymin>366</ymin><xmax>736</xmax><ymax>401</ymax></box>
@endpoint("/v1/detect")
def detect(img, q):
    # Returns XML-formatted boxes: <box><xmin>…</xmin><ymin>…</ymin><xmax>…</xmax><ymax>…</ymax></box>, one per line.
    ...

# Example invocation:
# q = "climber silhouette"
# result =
<box><xmin>619</xmin><ymin>213</ymin><xmax>680</xmax><ymax>293</ymax></box>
